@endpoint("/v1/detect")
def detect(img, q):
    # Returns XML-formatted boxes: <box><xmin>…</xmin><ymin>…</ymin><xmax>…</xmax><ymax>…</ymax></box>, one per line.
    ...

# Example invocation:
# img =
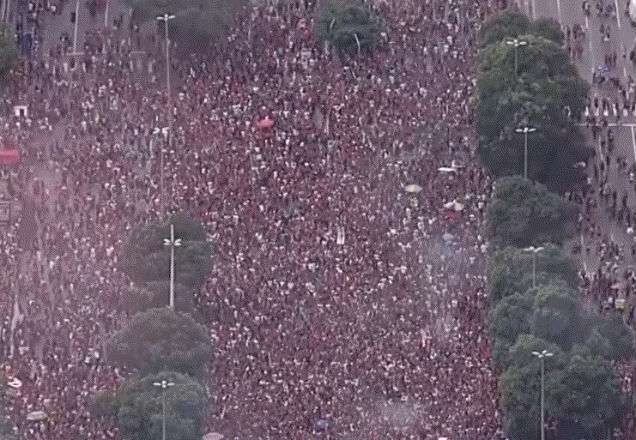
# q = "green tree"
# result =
<box><xmin>0</xmin><ymin>374</ymin><xmax>15</xmax><ymax>440</ymax></box>
<box><xmin>127</xmin><ymin>0</ymin><xmax>245</xmax><ymax>52</ymax></box>
<box><xmin>315</xmin><ymin>0</ymin><xmax>383</xmax><ymax>56</ymax></box>
<box><xmin>487</xmin><ymin>244</ymin><xmax>577</xmax><ymax>304</ymax></box>
<box><xmin>486</xmin><ymin>176</ymin><xmax>577</xmax><ymax>248</ymax></box>
<box><xmin>586</xmin><ymin>314</ymin><xmax>635</xmax><ymax>362</ymax></box>
<box><xmin>499</xmin><ymin>335</ymin><xmax>565</xmax><ymax>440</ymax></box>
<box><xmin>479</xmin><ymin>8</ymin><xmax>564</xmax><ymax>48</ymax></box>
<box><xmin>122</xmin><ymin>281</ymin><xmax>195</xmax><ymax>315</ymax></box>
<box><xmin>477</xmin><ymin>37</ymin><xmax>590</xmax><ymax>189</ymax></box>
<box><xmin>530</xmin><ymin>283</ymin><xmax>587</xmax><ymax>350</ymax></box>
<box><xmin>114</xmin><ymin>371</ymin><xmax>207</xmax><ymax>440</ymax></box>
<box><xmin>547</xmin><ymin>347</ymin><xmax>626</xmax><ymax>439</ymax></box>
<box><xmin>106</xmin><ymin>308</ymin><xmax>211</xmax><ymax>377</ymax></box>
<box><xmin>530</xmin><ymin>17</ymin><xmax>564</xmax><ymax>46</ymax></box>
<box><xmin>0</xmin><ymin>26</ymin><xmax>17</xmax><ymax>81</ymax></box>
<box><xmin>121</xmin><ymin>214</ymin><xmax>212</xmax><ymax>290</ymax></box>
<box><xmin>478</xmin><ymin>8</ymin><xmax>531</xmax><ymax>48</ymax></box>
<box><xmin>488</xmin><ymin>292</ymin><xmax>534</xmax><ymax>368</ymax></box>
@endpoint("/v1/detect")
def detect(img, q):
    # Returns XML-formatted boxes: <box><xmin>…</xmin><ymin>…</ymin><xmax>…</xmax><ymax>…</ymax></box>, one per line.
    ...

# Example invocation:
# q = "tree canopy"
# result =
<box><xmin>487</xmin><ymin>244</ymin><xmax>577</xmax><ymax>304</ymax></box>
<box><xmin>0</xmin><ymin>26</ymin><xmax>17</xmax><ymax>82</ymax></box>
<box><xmin>113</xmin><ymin>371</ymin><xmax>207</xmax><ymax>440</ymax></box>
<box><xmin>478</xmin><ymin>8</ymin><xmax>563</xmax><ymax>48</ymax></box>
<box><xmin>547</xmin><ymin>348</ymin><xmax>626</xmax><ymax>439</ymax></box>
<box><xmin>477</xmin><ymin>34</ymin><xmax>589</xmax><ymax>189</ymax></box>
<box><xmin>486</xmin><ymin>176</ymin><xmax>577</xmax><ymax>248</ymax></box>
<box><xmin>315</xmin><ymin>0</ymin><xmax>383</xmax><ymax>56</ymax></box>
<box><xmin>122</xmin><ymin>281</ymin><xmax>196</xmax><ymax>315</ymax></box>
<box><xmin>106</xmin><ymin>307</ymin><xmax>211</xmax><ymax>377</ymax></box>
<box><xmin>121</xmin><ymin>214</ymin><xmax>212</xmax><ymax>290</ymax></box>
<box><xmin>127</xmin><ymin>0</ymin><xmax>246</xmax><ymax>52</ymax></box>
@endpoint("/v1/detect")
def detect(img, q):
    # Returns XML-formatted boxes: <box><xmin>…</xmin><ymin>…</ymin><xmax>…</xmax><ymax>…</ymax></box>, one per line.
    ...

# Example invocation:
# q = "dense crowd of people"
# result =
<box><xmin>0</xmin><ymin>0</ymin><xmax>510</xmax><ymax>438</ymax></box>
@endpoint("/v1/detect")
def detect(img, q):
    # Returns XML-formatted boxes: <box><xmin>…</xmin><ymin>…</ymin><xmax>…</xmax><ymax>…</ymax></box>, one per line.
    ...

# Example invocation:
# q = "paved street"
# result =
<box><xmin>517</xmin><ymin>0</ymin><xmax>636</xmax><ymax>275</ymax></box>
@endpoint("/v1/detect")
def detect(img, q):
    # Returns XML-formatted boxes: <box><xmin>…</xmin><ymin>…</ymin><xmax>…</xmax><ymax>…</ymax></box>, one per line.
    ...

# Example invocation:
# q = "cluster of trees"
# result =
<box><xmin>0</xmin><ymin>25</ymin><xmax>17</xmax><ymax>82</ymax></box>
<box><xmin>125</xmin><ymin>0</ymin><xmax>246</xmax><ymax>52</ymax></box>
<box><xmin>0</xmin><ymin>374</ymin><xmax>16</xmax><ymax>440</ymax></box>
<box><xmin>125</xmin><ymin>0</ymin><xmax>384</xmax><ymax>58</ymax></box>
<box><xmin>315</xmin><ymin>0</ymin><xmax>384</xmax><ymax>56</ymax></box>
<box><xmin>477</xmin><ymin>8</ymin><xmax>590</xmax><ymax>191</ymax></box>
<box><xmin>92</xmin><ymin>215</ymin><xmax>213</xmax><ymax>440</ymax></box>
<box><xmin>480</xmin><ymin>11</ymin><xmax>634</xmax><ymax>437</ymax></box>
<box><xmin>486</xmin><ymin>180</ymin><xmax>634</xmax><ymax>438</ymax></box>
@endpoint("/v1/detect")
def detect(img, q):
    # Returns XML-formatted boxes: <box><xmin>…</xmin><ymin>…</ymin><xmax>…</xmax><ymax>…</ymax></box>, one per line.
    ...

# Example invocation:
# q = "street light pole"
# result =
<box><xmin>156</xmin><ymin>13</ymin><xmax>175</xmax><ymax>218</ymax></box>
<box><xmin>532</xmin><ymin>350</ymin><xmax>553</xmax><ymax>440</ymax></box>
<box><xmin>163</xmin><ymin>223</ymin><xmax>182</xmax><ymax>309</ymax></box>
<box><xmin>523</xmin><ymin>246</ymin><xmax>544</xmax><ymax>288</ymax></box>
<box><xmin>152</xmin><ymin>380</ymin><xmax>175</xmax><ymax>440</ymax></box>
<box><xmin>72</xmin><ymin>0</ymin><xmax>81</xmax><ymax>54</ymax></box>
<box><xmin>515</xmin><ymin>126</ymin><xmax>537</xmax><ymax>179</ymax></box>
<box><xmin>506</xmin><ymin>38</ymin><xmax>528</xmax><ymax>76</ymax></box>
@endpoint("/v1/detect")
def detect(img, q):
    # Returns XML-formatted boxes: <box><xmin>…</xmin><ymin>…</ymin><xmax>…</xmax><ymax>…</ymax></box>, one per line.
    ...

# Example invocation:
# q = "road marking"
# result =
<box><xmin>576</xmin><ymin>122</ymin><xmax>636</xmax><ymax>127</ymax></box>
<box><xmin>630</xmin><ymin>125</ymin><xmax>636</xmax><ymax>161</ymax></box>
<box><xmin>585</xmin><ymin>14</ymin><xmax>589</xmax><ymax>30</ymax></box>
<box><xmin>580</xmin><ymin>233</ymin><xmax>588</xmax><ymax>274</ymax></box>
<box><xmin>531</xmin><ymin>0</ymin><xmax>536</xmax><ymax>19</ymax></box>
<box><xmin>625</xmin><ymin>66</ymin><xmax>629</xmax><ymax>79</ymax></box>
<box><xmin>556</xmin><ymin>0</ymin><xmax>563</xmax><ymax>25</ymax></box>
<box><xmin>615</xmin><ymin>0</ymin><xmax>622</xmax><ymax>29</ymax></box>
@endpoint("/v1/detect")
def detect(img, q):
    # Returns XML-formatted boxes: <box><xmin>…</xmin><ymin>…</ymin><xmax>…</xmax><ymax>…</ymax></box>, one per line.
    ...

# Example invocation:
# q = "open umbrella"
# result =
<box><xmin>26</xmin><ymin>410</ymin><xmax>47</xmax><ymax>421</ymax></box>
<box><xmin>404</xmin><ymin>184</ymin><xmax>422</xmax><ymax>193</ymax></box>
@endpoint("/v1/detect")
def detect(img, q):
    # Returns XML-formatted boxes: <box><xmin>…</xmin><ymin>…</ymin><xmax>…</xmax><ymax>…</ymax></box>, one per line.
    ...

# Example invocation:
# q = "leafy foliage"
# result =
<box><xmin>122</xmin><ymin>281</ymin><xmax>195</xmax><ymax>315</ymax></box>
<box><xmin>547</xmin><ymin>348</ymin><xmax>626</xmax><ymax>439</ymax></box>
<box><xmin>478</xmin><ymin>8</ymin><xmax>531</xmax><ymax>48</ymax></box>
<box><xmin>487</xmin><ymin>244</ymin><xmax>577</xmax><ymax>304</ymax></box>
<box><xmin>106</xmin><ymin>308</ymin><xmax>211</xmax><ymax>377</ymax></box>
<box><xmin>499</xmin><ymin>335</ymin><xmax>565</xmax><ymax>440</ymax></box>
<box><xmin>488</xmin><ymin>292</ymin><xmax>534</xmax><ymax>367</ymax></box>
<box><xmin>0</xmin><ymin>374</ymin><xmax>15</xmax><ymax>439</ymax></box>
<box><xmin>0</xmin><ymin>26</ymin><xmax>17</xmax><ymax>81</ymax></box>
<box><xmin>530</xmin><ymin>283</ymin><xmax>586</xmax><ymax>350</ymax></box>
<box><xmin>121</xmin><ymin>214</ymin><xmax>212</xmax><ymax>290</ymax></box>
<box><xmin>479</xmin><ymin>8</ymin><xmax>563</xmax><ymax>48</ymax></box>
<box><xmin>315</xmin><ymin>0</ymin><xmax>383</xmax><ymax>56</ymax></box>
<box><xmin>477</xmin><ymin>35</ymin><xmax>590</xmax><ymax>190</ymax></box>
<box><xmin>586</xmin><ymin>314</ymin><xmax>635</xmax><ymax>361</ymax></box>
<box><xmin>127</xmin><ymin>0</ymin><xmax>245</xmax><ymax>52</ymax></box>
<box><xmin>486</xmin><ymin>176</ymin><xmax>577</xmax><ymax>248</ymax></box>
<box><xmin>114</xmin><ymin>371</ymin><xmax>207</xmax><ymax>440</ymax></box>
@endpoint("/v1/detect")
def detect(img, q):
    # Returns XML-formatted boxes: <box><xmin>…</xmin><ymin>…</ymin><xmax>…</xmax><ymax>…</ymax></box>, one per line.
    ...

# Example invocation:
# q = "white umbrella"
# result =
<box><xmin>442</xmin><ymin>232</ymin><xmax>454</xmax><ymax>242</ymax></box>
<box><xmin>203</xmin><ymin>433</ymin><xmax>224</xmax><ymax>440</ymax></box>
<box><xmin>453</xmin><ymin>201</ymin><xmax>464</xmax><ymax>212</ymax></box>
<box><xmin>26</xmin><ymin>410</ymin><xmax>47</xmax><ymax>421</ymax></box>
<box><xmin>404</xmin><ymin>184</ymin><xmax>422</xmax><ymax>193</ymax></box>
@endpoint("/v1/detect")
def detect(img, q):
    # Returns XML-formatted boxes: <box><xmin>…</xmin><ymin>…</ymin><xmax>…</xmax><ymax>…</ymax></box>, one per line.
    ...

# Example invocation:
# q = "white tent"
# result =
<box><xmin>203</xmin><ymin>433</ymin><xmax>224</xmax><ymax>440</ymax></box>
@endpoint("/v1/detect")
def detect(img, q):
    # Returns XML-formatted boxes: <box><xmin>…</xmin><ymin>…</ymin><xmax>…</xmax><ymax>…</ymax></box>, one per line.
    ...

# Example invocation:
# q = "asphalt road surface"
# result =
<box><xmin>516</xmin><ymin>0</ymin><xmax>636</xmax><ymax>275</ymax></box>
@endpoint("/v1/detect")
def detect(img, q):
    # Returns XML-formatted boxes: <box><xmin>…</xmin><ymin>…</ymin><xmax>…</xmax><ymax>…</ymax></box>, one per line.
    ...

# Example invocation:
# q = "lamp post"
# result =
<box><xmin>531</xmin><ymin>350</ymin><xmax>553</xmax><ymax>440</ymax></box>
<box><xmin>506</xmin><ymin>38</ymin><xmax>528</xmax><ymax>76</ymax></box>
<box><xmin>163</xmin><ymin>223</ymin><xmax>182</xmax><ymax>309</ymax></box>
<box><xmin>515</xmin><ymin>126</ymin><xmax>536</xmax><ymax>179</ymax></box>
<box><xmin>156</xmin><ymin>13</ymin><xmax>175</xmax><ymax>217</ymax></box>
<box><xmin>152</xmin><ymin>379</ymin><xmax>175</xmax><ymax>440</ymax></box>
<box><xmin>523</xmin><ymin>246</ymin><xmax>544</xmax><ymax>288</ymax></box>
